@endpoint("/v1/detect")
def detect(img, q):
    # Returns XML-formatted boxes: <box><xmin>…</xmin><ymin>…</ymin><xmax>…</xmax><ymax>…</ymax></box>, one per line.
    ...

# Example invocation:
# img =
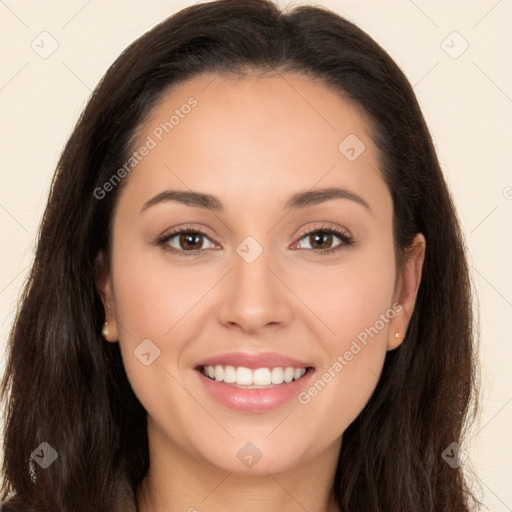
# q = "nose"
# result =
<box><xmin>216</xmin><ymin>241</ymin><xmax>294</xmax><ymax>334</ymax></box>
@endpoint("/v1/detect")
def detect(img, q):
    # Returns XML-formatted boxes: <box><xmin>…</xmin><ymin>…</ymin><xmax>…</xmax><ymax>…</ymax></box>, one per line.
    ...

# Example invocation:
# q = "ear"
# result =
<box><xmin>387</xmin><ymin>233</ymin><xmax>426</xmax><ymax>351</ymax></box>
<box><xmin>94</xmin><ymin>251</ymin><xmax>119</xmax><ymax>342</ymax></box>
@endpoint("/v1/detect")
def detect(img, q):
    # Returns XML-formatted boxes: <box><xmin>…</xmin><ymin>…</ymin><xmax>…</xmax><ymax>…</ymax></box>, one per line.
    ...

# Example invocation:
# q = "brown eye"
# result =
<box><xmin>295</xmin><ymin>228</ymin><xmax>351</xmax><ymax>253</ymax></box>
<box><xmin>307</xmin><ymin>232</ymin><xmax>335</xmax><ymax>250</ymax></box>
<box><xmin>159</xmin><ymin>229</ymin><xmax>217</xmax><ymax>255</ymax></box>
<box><xmin>177</xmin><ymin>232</ymin><xmax>205</xmax><ymax>251</ymax></box>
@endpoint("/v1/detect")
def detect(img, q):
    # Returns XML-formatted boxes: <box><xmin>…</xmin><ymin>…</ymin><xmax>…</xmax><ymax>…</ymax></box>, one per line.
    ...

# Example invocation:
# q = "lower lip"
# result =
<box><xmin>196</xmin><ymin>368</ymin><xmax>314</xmax><ymax>412</ymax></box>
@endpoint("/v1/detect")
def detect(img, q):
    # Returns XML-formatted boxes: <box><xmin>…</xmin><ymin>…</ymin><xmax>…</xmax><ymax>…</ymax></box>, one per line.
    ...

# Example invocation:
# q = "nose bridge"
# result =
<box><xmin>234</xmin><ymin>235</ymin><xmax>274</xmax><ymax>290</ymax></box>
<box><xmin>233</xmin><ymin>233</ymin><xmax>280</xmax><ymax>306</ymax></box>
<box><xmin>217</xmin><ymin>233</ymin><xmax>293</xmax><ymax>331</ymax></box>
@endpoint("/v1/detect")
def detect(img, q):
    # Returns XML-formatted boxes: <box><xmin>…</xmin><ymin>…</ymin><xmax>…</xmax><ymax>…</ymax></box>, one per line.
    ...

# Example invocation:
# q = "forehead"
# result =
<box><xmin>118</xmin><ymin>71</ymin><xmax>388</xmax><ymax>218</ymax></box>
<box><xmin>141</xmin><ymin>71</ymin><xmax>372</xmax><ymax>154</ymax></box>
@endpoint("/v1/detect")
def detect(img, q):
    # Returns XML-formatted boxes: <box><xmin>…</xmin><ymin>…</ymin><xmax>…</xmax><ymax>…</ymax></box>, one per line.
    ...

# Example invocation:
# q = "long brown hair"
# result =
<box><xmin>1</xmin><ymin>1</ymin><xmax>480</xmax><ymax>510</ymax></box>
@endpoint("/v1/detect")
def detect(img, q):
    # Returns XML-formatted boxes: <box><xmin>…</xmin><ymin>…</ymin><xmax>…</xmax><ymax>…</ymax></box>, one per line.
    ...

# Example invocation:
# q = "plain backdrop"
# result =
<box><xmin>0</xmin><ymin>0</ymin><xmax>511</xmax><ymax>510</ymax></box>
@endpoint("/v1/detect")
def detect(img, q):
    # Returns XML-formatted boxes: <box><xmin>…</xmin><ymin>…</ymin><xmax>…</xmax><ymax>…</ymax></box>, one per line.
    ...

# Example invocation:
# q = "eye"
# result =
<box><xmin>157</xmin><ymin>225</ymin><xmax>218</xmax><ymax>257</ymax></box>
<box><xmin>292</xmin><ymin>224</ymin><xmax>353</xmax><ymax>255</ymax></box>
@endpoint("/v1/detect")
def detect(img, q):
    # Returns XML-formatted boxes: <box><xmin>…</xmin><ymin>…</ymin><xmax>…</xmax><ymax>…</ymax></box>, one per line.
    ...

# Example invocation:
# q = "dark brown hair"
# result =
<box><xmin>1</xmin><ymin>1</ymin><xmax>480</xmax><ymax>510</ymax></box>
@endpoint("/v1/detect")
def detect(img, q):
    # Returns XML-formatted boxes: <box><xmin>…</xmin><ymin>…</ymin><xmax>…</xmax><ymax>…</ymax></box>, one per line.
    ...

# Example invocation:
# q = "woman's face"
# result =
<box><xmin>100</xmin><ymin>71</ymin><xmax>425</xmax><ymax>475</ymax></box>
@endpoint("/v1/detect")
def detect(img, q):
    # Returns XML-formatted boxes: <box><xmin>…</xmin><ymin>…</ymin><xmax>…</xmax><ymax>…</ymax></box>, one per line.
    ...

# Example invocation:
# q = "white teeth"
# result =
<box><xmin>202</xmin><ymin>365</ymin><xmax>307</xmax><ymax>387</ymax></box>
<box><xmin>214</xmin><ymin>365</ymin><xmax>224</xmax><ymax>382</ymax></box>
<box><xmin>223</xmin><ymin>365</ymin><xmax>236</xmax><ymax>383</ymax></box>
<box><xmin>284</xmin><ymin>367</ymin><xmax>294</xmax><ymax>383</ymax></box>
<box><xmin>253</xmin><ymin>368</ymin><xmax>272</xmax><ymax>386</ymax></box>
<box><xmin>271</xmin><ymin>367</ymin><xmax>284</xmax><ymax>384</ymax></box>
<box><xmin>236</xmin><ymin>367</ymin><xmax>253</xmax><ymax>385</ymax></box>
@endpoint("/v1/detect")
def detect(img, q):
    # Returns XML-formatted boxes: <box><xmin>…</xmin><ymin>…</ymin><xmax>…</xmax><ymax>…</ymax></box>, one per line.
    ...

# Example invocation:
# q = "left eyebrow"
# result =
<box><xmin>283</xmin><ymin>187</ymin><xmax>371</xmax><ymax>213</ymax></box>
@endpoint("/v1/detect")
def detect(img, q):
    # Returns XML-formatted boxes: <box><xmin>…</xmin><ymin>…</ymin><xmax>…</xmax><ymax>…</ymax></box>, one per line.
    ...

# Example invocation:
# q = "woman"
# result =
<box><xmin>0</xmin><ymin>0</ymin><xmax>480</xmax><ymax>510</ymax></box>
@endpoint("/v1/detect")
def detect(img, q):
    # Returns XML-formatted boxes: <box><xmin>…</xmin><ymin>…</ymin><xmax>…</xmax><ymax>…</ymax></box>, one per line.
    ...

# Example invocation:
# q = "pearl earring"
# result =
<box><xmin>102</xmin><ymin>322</ymin><xmax>109</xmax><ymax>338</ymax></box>
<box><xmin>395</xmin><ymin>331</ymin><xmax>401</xmax><ymax>340</ymax></box>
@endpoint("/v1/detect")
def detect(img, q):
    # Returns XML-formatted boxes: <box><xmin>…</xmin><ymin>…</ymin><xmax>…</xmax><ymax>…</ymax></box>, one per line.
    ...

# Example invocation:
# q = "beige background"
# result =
<box><xmin>1</xmin><ymin>0</ymin><xmax>511</xmax><ymax>509</ymax></box>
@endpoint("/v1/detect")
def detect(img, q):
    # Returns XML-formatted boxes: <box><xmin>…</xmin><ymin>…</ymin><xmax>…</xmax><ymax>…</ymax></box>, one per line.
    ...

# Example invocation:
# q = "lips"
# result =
<box><xmin>194</xmin><ymin>351</ymin><xmax>313</xmax><ymax>370</ymax></box>
<box><xmin>194</xmin><ymin>351</ymin><xmax>315</xmax><ymax>412</ymax></box>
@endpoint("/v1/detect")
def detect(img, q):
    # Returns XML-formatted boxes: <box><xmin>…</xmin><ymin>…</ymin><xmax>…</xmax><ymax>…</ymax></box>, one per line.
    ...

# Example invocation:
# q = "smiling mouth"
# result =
<box><xmin>198</xmin><ymin>365</ymin><xmax>312</xmax><ymax>389</ymax></box>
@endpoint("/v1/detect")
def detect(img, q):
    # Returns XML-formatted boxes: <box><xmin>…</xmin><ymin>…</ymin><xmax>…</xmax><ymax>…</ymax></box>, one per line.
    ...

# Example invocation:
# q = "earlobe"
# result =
<box><xmin>94</xmin><ymin>251</ymin><xmax>119</xmax><ymax>342</ymax></box>
<box><xmin>387</xmin><ymin>329</ymin><xmax>404</xmax><ymax>351</ymax></box>
<box><xmin>387</xmin><ymin>233</ymin><xmax>426</xmax><ymax>351</ymax></box>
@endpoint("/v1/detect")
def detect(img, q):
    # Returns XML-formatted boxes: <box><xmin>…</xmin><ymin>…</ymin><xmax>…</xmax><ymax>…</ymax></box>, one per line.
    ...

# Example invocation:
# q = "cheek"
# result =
<box><xmin>109</xmin><ymin>240</ymin><xmax>220</xmax><ymax>396</ymax></box>
<box><xmin>301</xmin><ymin>240</ymin><xmax>397</xmax><ymax>346</ymax></box>
<box><xmin>109</xmin><ymin>246</ymin><xmax>195</xmax><ymax>425</ymax></box>
<box><xmin>299</xmin><ymin>293</ymin><xmax>392</xmax><ymax>444</ymax></box>
<box><xmin>295</xmin><ymin>242</ymin><xmax>396</xmax><ymax>428</ymax></box>
<box><xmin>110</xmin><ymin>240</ymin><xmax>210</xmax><ymax>338</ymax></box>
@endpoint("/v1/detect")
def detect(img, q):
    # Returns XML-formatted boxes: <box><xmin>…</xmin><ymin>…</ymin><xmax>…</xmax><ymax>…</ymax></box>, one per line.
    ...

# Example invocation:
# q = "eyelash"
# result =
<box><xmin>156</xmin><ymin>223</ymin><xmax>354</xmax><ymax>258</ymax></box>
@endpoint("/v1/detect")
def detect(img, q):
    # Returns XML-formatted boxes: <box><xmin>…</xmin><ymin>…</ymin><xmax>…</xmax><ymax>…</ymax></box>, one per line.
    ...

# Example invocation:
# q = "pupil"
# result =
<box><xmin>312</xmin><ymin>232</ymin><xmax>332</xmax><ymax>249</ymax></box>
<box><xmin>181</xmin><ymin>233</ymin><xmax>201</xmax><ymax>249</ymax></box>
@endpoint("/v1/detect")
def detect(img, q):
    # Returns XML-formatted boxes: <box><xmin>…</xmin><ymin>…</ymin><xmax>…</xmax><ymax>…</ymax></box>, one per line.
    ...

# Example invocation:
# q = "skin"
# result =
<box><xmin>98</xmin><ymin>71</ymin><xmax>426</xmax><ymax>512</ymax></box>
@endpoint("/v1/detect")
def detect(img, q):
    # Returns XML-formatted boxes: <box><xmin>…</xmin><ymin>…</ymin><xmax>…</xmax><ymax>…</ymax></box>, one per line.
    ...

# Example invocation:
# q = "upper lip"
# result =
<box><xmin>195</xmin><ymin>351</ymin><xmax>313</xmax><ymax>370</ymax></box>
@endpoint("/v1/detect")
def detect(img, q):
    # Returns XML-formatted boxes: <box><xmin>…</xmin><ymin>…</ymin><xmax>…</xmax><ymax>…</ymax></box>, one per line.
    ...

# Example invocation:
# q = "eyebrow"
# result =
<box><xmin>140</xmin><ymin>187</ymin><xmax>371</xmax><ymax>213</ymax></box>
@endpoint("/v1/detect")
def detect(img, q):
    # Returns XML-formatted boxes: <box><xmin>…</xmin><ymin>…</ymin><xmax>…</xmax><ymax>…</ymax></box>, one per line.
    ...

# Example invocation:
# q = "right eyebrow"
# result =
<box><xmin>141</xmin><ymin>190</ymin><xmax>223</xmax><ymax>213</ymax></box>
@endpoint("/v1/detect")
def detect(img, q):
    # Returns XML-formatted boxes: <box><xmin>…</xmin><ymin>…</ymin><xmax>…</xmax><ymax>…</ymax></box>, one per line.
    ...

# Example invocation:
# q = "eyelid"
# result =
<box><xmin>293</xmin><ymin>222</ymin><xmax>352</xmax><ymax>242</ymax></box>
<box><xmin>158</xmin><ymin>224</ymin><xmax>219</xmax><ymax>243</ymax></box>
